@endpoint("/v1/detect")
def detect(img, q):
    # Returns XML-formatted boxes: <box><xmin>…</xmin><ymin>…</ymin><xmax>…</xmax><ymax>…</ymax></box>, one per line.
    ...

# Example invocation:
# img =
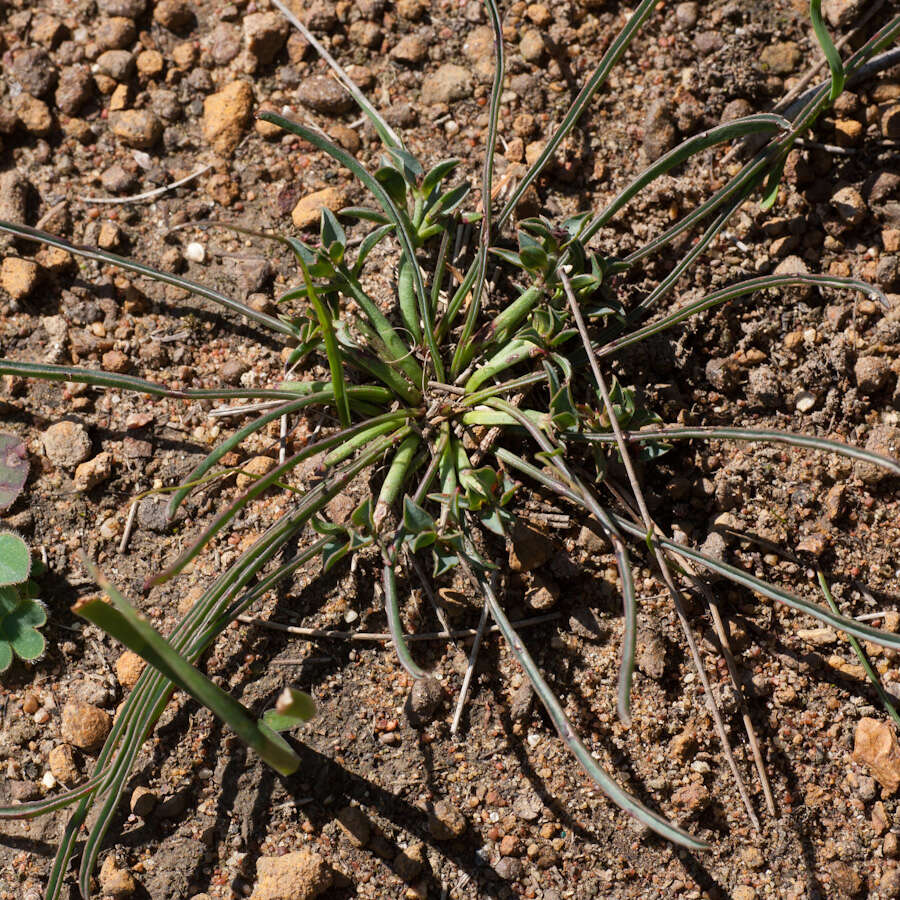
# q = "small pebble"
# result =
<box><xmin>185</xmin><ymin>242</ymin><xmax>206</xmax><ymax>263</ymax></box>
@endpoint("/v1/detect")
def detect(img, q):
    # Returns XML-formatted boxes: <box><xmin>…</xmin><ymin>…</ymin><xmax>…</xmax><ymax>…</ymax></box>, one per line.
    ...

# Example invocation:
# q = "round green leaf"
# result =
<box><xmin>0</xmin><ymin>532</ymin><xmax>31</xmax><ymax>586</ymax></box>
<box><xmin>10</xmin><ymin>626</ymin><xmax>44</xmax><ymax>662</ymax></box>
<box><xmin>0</xmin><ymin>641</ymin><xmax>12</xmax><ymax>673</ymax></box>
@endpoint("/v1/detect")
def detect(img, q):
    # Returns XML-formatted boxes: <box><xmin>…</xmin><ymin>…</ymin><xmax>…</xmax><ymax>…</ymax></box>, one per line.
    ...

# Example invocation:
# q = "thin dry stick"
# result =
<box><xmin>560</xmin><ymin>269</ymin><xmax>760</xmax><ymax>830</ymax></box>
<box><xmin>239</xmin><ymin>611</ymin><xmax>560</xmax><ymax>643</ymax></box>
<box><xmin>451</xmin><ymin>599</ymin><xmax>490</xmax><ymax>734</ymax></box>
<box><xmin>694</xmin><ymin>576</ymin><xmax>777</xmax><ymax>816</ymax></box>
<box><xmin>76</xmin><ymin>165</ymin><xmax>211</xmax><ymax>205</ymax></box>
<box><xmin>118</xmin><ymin>500</ymin><xmax>138</xmax><ymax>554</ymax></box>
<box><xmin>408</xmin><ymin>553</ymin><xmax>453</xmax><ymax>639</ymax></box>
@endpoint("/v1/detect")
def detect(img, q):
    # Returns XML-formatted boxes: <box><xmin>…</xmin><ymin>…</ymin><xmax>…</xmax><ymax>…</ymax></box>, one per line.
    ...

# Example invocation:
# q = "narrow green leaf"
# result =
<box><xmin>75</xmin><ymin>569</ymin><xmax>301</xmax><ymax>776</ymax></box>
<box><xmin>810</xmin><ymin>0</ymin><xmax>845</xmax><ymax>101</ymax></box>
<box><xmin>0</xmin><ymin>220</ymin><xmax>297</xmax><ymax>338</ymax></box>
<box><xmin>422</xmin><ymin>158</ymin><xmax>461</xmax><ymax>195</ymax></box>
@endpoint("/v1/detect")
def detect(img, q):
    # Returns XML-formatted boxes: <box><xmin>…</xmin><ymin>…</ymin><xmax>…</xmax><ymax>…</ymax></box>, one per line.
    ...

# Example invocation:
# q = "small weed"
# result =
<box><xmin>0</xmin><ymin>433</ymin><xmax>46</xmax><ymax>673</ymax></box>
<box><xmin>0</xmin><ymin>1</ymin><xmax>898</xmax><ymax>897</ymax></box>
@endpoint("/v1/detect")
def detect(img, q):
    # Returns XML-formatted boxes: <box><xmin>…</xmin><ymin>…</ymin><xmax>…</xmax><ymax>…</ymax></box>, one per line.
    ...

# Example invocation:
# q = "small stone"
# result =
<box><xmin>203</xmin><ymin>81</ymin><xmax>254</xmax><ymax>157</ymax></box>
<box><xmin>236</xmin><ymin>456</ymin><xmax>278</xmax><ymax>490</ymax></box>
<box><xmin>336</xmin><ymin>805</ymin><xmax>371</xmax><ymax>848</ymax></box>
<box><xmin>694</xmin><ymin>30</ymin><xmax>723</xmax><ymax>56</ymax></box>
<box><xmin>643</xmin><ymin>98</ymin><xmax>677</xmax><ymax>160</ymax></box>
<box><xmin>56</xmin><ymin>66</ymin><xmax>93</xmax><ymax>115</ymax></box>
<box><xmin>855</xmin><ymin>426</ymin><xmax>899</xmax><ymax>485</ymax></box>
<box><xmin>298</xmin><ymin>76</ymin><xmax>353</xmax><ymax>116</ymax></box>
<box><xmin>98</xmin><ymin>222</ymin><xmax>125</xmax><ymax>250</ymax></box>
<box><xmin>61</xmin><ymin>702</ymin><xmax>111</xmax><ymax>752</ymax></box>
<box><xmin>115</xmin><ymin>650</ymin><xmax>146</xmax><ymax>690</ymax></box>
<box><xmin>834</xmin><ymin>118</ymin><xmax>864</xmax><ymax>148</ymax></box>
<box><xmin>99</xmin><ymin>0</ymin><xmax>146</xmax><ymax>14</ymax></box>
<box><xmin>885</xmin><ymin>832</ymin><xmax>900</xmax><ymax>859</ymax></box>
<box><xmin>746</xmin><ymin>365</ymin><xmax>782</xmax><ymax>408</ymax></box>
<box><xmin>96</xmin><ymin>49</ymin><xmax>135</xmax><ymax>81</ymax></box>
<box><xmin>348</xmin><ymin>20</ymin><xmax>383</xmax><ymax>49</ymax></box>
<box><xmin>74</xmin><ymin>452</ymin><xmax>113</xmax><ymax>492</ymax></box>
<box><xmin>494</xmin><ymin>857</ymin><xmax>523</xmax><ymax>880</ymax></box>
<box><xmin>1</xmin><ymin>257</ymin><xmax>41</xmax><ymax>300</ymax></box>
<box><xmin>394</xmin><ymin>842</ymin><xmax>425</xmax><ymax>882</ymax></box>
<box><xmin>99</xmin><ymin>856</ymin><xmax>136</xmax><ymax>897</ymax></box>
<box><xmin>670</xmin><ymin>723</ymin><xmax>698</xmax><ymax>762</ymax></box>
<box><xmin>796</xmin><ymin>534</ymin><xmax>827</xmax><ymax>557</ymax></box>
<box><xmin>421</xmin><ymin>64</ymin><xmax>472</xmax><ymax>105</ymax></box>
<box><xmin>427</xmin><ymin>800</ymin><xmax>467</xmax><ymax>840</ymax></box>
<box><xmin>853</xmin><ymin>717</ymin><xmax>900</xmax><ymax>794</ymax></box>
<box><xmin>855</xmin><ymin>356</ymin><xmax>890</xmax><ymax>395</ymax></box>
<box><xmin>291</xmin><ymin>187</ymin><xmax>345</xmax><ymax>229</ymax></box>
<box><xmin>519</xmin><ymin>29</ymin><xmax>545</xmax><ymax>65</ymax></box>
<box><xmin>637</xmin><ymin>627</ymin><xmax>666</xmax><ymax>680</ymax></box>
<box><xmin>32</xmin><ymin>14</ymin><xmax>68</xmax><ymax>49</ymax></box>
<box><xmin>42</xmin><ymin>421</ymin><xmax>92</xmax><ymax>469</ymax></box>
<box><xmin>513</xmin><ymin>791</ymin><xmax>542</xmax><ymax>822</ymax></box>
<box><xmin>828</xmin><ymin>861</ymin><xmax>862</xmax><ymax>897</ymax></box>
<box><xmin>391</xmin><ymin>35</ymin><xmax>428</xmax><ymax>65</ymax></box>
<box><xmin>153</xmin><ymin>0</ymin><xmax>195</xmax><ymax>31</ymax></box>
<box><xmin>243</xmin><ymin>12</ymin><xmax>289</xmax><ymax>65</ymax></box>
<box><xmin>185</xmin><ymin>241</ymin><xmax>206</xmax><ymax>263</ymax></box>
<box><xmin>526</xmin><ymin>3</ymin><xmax>552</xmax><ymax>26</ymax></box>
<box><xmin>221</xmin><ymin>358</ymin><xmax>249</xmax><ymax>385</ymax></box>
<box><xmin>882</xmin><ymin>106</ymin><xmax>900</xmax><ymax>140</ymax></box>
<box><xmin>328</xmin><ymin>124</ymin><xmax>361</xmax><ymax>154</ymax></box>
<box><xmin>879</xmin><ymin>868</ymin><xmax>900</xmax><ymax>899</ymax></box>
<box><xmin>0</xmin><ymin>172</ymin><xmax>30</xmax><ymax>250</ymax></box>
<box><xmin>48</xmin><ymin>744</ymin><xmax>80</xmax><ymax>785</ymax></box>
<box><xmin>301</xmin><ymin>1</ymin><xmax>338</xmax><ymax>32</ymax></box>
<box><xmin>172</xmin><ymin>40</ymin><xmax>198</xmax><ymax>68</ymax></box>
<box><xmin>136</xmin><ymin>50</ymin><xmax>165</xmax><ymax>79</ymax></box>
<box><xmin>97</xmin><ymin>17</ymin><xmax>137</xmax><ymax>51</ymax></box>
<box><xmin>14</xmin><ymin>94</ymin><xmax>54</xmax><ymax>136</ymax></box>
<box><xmin>110</xmin><ymin>109</ymin><xmax>162</xmax><ymax>149</ymax></box>
<box><xmin>823</xmin><ymin>0</ymin><xmax>867</xmax><ymax>28</ymax></box>
<box><xmin>577</xmin><ymin>523</ymin><xmax>609</xmax><ymax>554</ymax></box>
<box><xmin>824</xmin><ymin>483</ymin><xmax>847</xmax><ymax>522</ymax></box>
<box><xmin>396</xmin><ymin>0</ymin><xmax>426</xmax><ymax>20</ymax></box>
<box><xmin>508</xmin><ymin>522</ymin><xmax>553</xmax><ymax>572</ymax></box>
<box><xmin>733</xmin><ymin>888</ymin><xmax>756</xmax><ymax>900</ymax></box>
<box><xmin>873</xmin><ymin>800</ymin><xmax>891</xmax><ymax>833</ymax></box>
<box><xmin>675</xmin><ymin>2</ymin><xmax>699</xmax><ymax>28</ymax></box>
<box><xmin>509</xmin><ymin>682</ymin><xmax>533</xmax><ymax>722</ymax></box>
<box><xmin>671</xmin><ymin>781</ymin><xmax>710</xmax><ymax>815</ymax></box>
<box><xmin>524</xmin><ymin>574</ymin><xmax>559</xmax><ymax>610</ymax></box>
<box><xmin>406</xmin><ymin>677</ymin><xmax>443</xmax><ymax>725</ymax></box>
<box><xmin>101</xmin><ymin>164</ymin><xmax>138</xmax><ymax>194</ymax></box>
<box><xmin>760</xmin><ymin>41</ymin><xmax>802</xmax><ymax>76</ymax></box>
<box><xmin>10</xmin><ymin>48</ymin><xmax>57</xmax><ymax>98</ymax></box>
<box><xmin>831</xmin><ymin>186</ymin><xmax>866</xmax><ymax>227</ymax></box>
<box><xmin>130</xmin><ymin>786</ymin><xmax>157</xmax><ymax>817</ymax></box>
<box><xmin>462</xmin><ymin>25</ymin><xmax>496</xmax><ymax>82</ymax></box>
<box><xmin>721</xmin><ymin>98</ymin><xmax>754</xmax><ymax>123</ymax></box>
<box><xmin>137</xmin><ymin>498</ymin><xmax>170</xmax><ymax>532</ymax></box>
<box><xmin>250</xmin><ymin>849</ymin><xmax>332</xmax><ymax>900</ymax></box>
<box><xmin>795</xmin><ymin>390</ymin><xmax>816</xmax><ymax>412</ymax></box>
<box><xmin>109</xmin><ymin>83</ymin><xmax>130</xmax><ymax>112</ymax></box>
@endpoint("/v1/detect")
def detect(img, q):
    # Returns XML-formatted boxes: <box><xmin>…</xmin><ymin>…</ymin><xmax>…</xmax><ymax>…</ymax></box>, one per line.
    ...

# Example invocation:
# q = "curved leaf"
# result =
<box><xmin>0</xmin><ymin>532</ymin><xmax>30</xmax><ymax>586</ymax></box>
<box><xmin>0</xmin><ymin>434</ymin><xmax>29</xmax><ymax>511</ymax></box>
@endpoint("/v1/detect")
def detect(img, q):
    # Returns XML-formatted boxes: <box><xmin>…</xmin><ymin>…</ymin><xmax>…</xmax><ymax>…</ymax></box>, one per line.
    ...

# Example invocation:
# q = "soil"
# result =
<box><xmin>1</xmin><ymin>0</ymin><xmax>900</xmax><ymax>899</ymax></box>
